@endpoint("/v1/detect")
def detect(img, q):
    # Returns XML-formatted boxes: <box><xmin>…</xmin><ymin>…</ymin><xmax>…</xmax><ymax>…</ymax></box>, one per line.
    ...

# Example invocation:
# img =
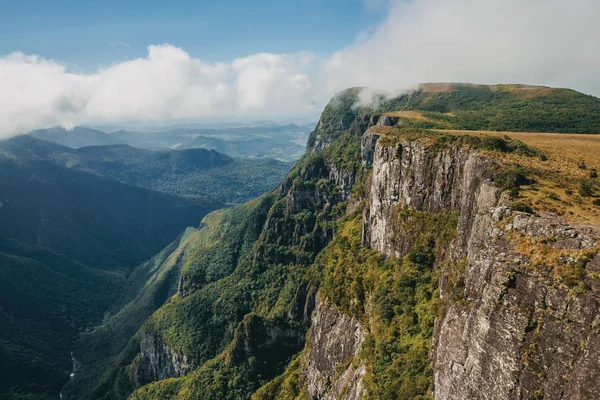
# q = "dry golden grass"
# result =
<box><xmin>438</xmin><ymin>129</ymin><xmax>600</xmax><ymax>227</ymax></box>
<box><xmin>383</xmin><ymin>110</ymin><xmax>432</xmax><ymax>120</ymax></box>
<box><xmin>367</xmin><ymin>125</ymin><xmax>397</xmax><ymax>135</ymax></box>
<box><xmin>383</xmin><ymin>110</ymin><xmax>457</xmax><ymax>129</ymax></box>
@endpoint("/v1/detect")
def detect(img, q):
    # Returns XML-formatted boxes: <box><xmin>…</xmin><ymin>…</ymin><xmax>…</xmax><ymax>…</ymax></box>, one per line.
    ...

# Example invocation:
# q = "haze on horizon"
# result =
<box><xmin>1</xmin><ymin>0</ymin><xmax>599</xmax><ymax>138</ymax></box>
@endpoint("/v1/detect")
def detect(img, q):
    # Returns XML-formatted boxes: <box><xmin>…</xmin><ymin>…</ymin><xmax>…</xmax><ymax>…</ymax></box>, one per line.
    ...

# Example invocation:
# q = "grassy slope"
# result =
<box><xmin>380</xmin><ymin>83</ymin><xmax>600</xmax><ymax>134</ymax></box>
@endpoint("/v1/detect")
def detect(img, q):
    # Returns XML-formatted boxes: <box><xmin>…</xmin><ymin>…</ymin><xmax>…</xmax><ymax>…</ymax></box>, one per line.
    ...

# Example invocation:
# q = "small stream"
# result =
<box><xmin>59</xmin><ymin>352</ymin><xmax>79</xmax><ymax>399</ymax></box>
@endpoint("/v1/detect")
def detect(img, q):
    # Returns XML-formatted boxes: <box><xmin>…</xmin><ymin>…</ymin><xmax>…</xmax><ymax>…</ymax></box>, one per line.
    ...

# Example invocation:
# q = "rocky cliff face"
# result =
<box><xmin>299</xmin><ymin>122</ymin><xmax>599</xmax><ymax>399</ymax></box>
<box><xmin>433</xmin><ymin>209</ymin><xmax>600</xmax><ymax>400</ymax></box>
<box><xmin>303</xmin><ymin>294</ymin><xmax>366</xmax><ymax>400</ymax></box>
<box><xmin>131</xmin><ymin>333</ymin><xmax>197</xmax><ymax>386</ymax></box>
<box><xmin>123</xmin><ymin>89</ymin><xmax>600</xmax><ymax>400</ymax></box>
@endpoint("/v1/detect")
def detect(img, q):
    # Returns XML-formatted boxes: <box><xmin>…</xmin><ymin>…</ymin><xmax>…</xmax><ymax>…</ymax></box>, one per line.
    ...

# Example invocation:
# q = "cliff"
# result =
<box><xmin>260</xmin><ymin>86</ymin><xmax>600</xmax><ymax>399</ymax></box>
<box><xmin>358</xmin><ymin>127</ymin><xmax>600</xmax><ymax>399</ymax></box>
<box><xmin>93</xmin><ymin>84</ymin><xmax>600</xmax><ymax>400</ymax></box>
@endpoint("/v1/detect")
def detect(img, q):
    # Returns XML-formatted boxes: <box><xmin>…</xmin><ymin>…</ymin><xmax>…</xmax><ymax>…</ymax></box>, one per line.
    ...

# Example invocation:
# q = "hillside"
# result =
<box><xmin>52</xmin><ymin>83</ymin><xmax>600</xmax><ymax>400</ymax></box>
<box><xmin>4</xmin><ymin>136</ymin><xmax>292</xmax><ymax>204</ymax></box>
<box><xmin>0</xmin><ymin>150</ymin><xmax>222</xmax><ymax>399</ymax></box>
<box><xmin>0</xmin><ymin>155</ymin><xmax>220</xmax><ymax>267</ymax></box>
<box><xmin>30</xmin><ymin>126</ymin><xmax>125</xmax><ymax>148</ymax></box>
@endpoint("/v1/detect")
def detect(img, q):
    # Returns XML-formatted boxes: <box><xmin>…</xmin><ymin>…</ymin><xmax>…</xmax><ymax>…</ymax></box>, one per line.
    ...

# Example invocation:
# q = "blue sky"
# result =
<box><xmin>0</xmin><ymin>0</ymin><xmax>385</xmax><ymax>71</ymax></box>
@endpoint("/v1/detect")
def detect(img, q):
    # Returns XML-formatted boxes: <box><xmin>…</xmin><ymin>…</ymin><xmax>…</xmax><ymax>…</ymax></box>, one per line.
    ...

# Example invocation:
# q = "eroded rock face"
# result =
<box><xmin>356</xmin><ymin>128</ymin><xmax>600</xmax><ymax>399</ymax></box>
<box><xmin>362</xmin><ymin>128</ymin><xmax>497</xmax><ymax>258</ymax></box>
<box><xmin>433</xmin><ymin>208</ymin><xmax>600</xmax><ymax>400</ymax></box>
<box><xmin>131</xmin><ymin>333</ymin><xmax>196</xmax><ymax>385</ymax></box>
<box><xmin>303</xmin><ymin>294</ymin><xmax>366</xmax><ymax>400</ymax></box>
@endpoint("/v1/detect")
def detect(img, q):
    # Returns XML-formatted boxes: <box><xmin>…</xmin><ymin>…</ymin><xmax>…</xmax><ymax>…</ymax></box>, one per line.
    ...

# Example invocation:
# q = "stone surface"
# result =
<box><xmin>303</xmin><ymin>294</ymin><xmax>366</xmax><ymax>400</ymax></box>
<box><xmin>132</xmin><ymin>332</ymin><xmax>196</xmax><ymax>385</ymax></box>
<box><xmin>356</xmin><ymin>126</ymin><xmax>600</xmax><ymax>400</ymax></box>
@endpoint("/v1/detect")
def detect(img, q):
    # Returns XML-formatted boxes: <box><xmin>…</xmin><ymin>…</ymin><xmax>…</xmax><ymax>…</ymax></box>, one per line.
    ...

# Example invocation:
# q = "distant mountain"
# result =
<box><xmin>26</xmin><ymin>121</ymin><xmax>313</xmax><ymax>161</ymax></box>
<box><xmin>4</xmin><ymin>136</ymin><xmax>293</xmax><ymax>204</ymax></box>
<box><xmin>29</xmin><ymin>126</ymin><xmax>124</xmax><ymax>148</ymax></box>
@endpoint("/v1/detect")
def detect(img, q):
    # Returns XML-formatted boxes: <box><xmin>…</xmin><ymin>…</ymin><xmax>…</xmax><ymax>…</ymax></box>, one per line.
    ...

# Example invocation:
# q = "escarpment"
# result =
<box><xmin>271</xmin><ymin>111</ymin><xmax>600</xmax><ymax>398</ymax></box>
<box><xmin>356</xmin><ymin>127</ymin><xmax>600</xmax><ymax>399</ymax></box>
<box><xmin>80</xmin><ymin>85</ymin><xmax>600</xmax><ymax>400</ymax></box>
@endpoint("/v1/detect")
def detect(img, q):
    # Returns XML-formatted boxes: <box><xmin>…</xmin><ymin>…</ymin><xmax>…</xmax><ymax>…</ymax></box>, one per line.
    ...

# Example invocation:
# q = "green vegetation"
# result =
<box><xmin>6</xmin><ymin>136</ymin><xmax>293</xmax><ymax>204</ymax></box>
<box><xmin>0</xmin><ymin>247</ymin><xmax>120</xmax><ymax>400</ymax></box>
<box><xmin>379</xmin><ymin>84</ymin><xmax>600</xmax><ymax>133</ymax></box>
<box><xmin>0</xmin><ymin>149</ymin><xmax>219</xmax><ymax>399</ymax></box>
<box><xmin>60</xmin><ymin>228</ymin><xmax>203</xmax><ymax>400</ymax></box>
<box><xmin>126</xmin><ymin>131</ymin><xmax>352</xmax><ymax>399</ymax></box>
<box><xmin>251</xmin><ymin>353</ymin><xmax>306</xmax><ymax>400</ymax></box>
<box><xmin>496</xmin><ymin>165</ymin><xmax>533</xmax><ymax>197</ymax></box>
<box><xmin>579</xmin><ymin>179</ymin><xmax>595</xmax><ymax>196</ymax></box>
<box><xmin>322</xmin><ymin>130</ymin><xmax>363</xmax><ymax>172</ymax></box>
<box><xmin>307</xmin><ymin>88</ymin><xmax>361</xmax><ymax>148</ymax></box>
<box><xmin>7</xmin><ymin>82</ymin><xmax>600</xmax><ymax>400</ymax></box>
<box><xmin>312</xmin><ymin>206</ymin><xmax>458</xmax><ymax>399</ymax></box>
<box><xmin>0</xmin><ymin>155</ymin><xmax>219</xmax><ymax>268</ymax></box>
<box><xmin>434</xmin><ymin>132</ymin><xmax>540</xmax><ymax>157</ymax></box>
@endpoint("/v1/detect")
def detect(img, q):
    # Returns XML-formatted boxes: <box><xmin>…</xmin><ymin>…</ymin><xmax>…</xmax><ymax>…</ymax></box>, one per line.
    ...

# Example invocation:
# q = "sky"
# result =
<box><xmin>1</xmin><ymin>0</ymin><xmax>600</xmax><ymax>137</ymax></box>
<box><xmin>0</xmin><ymin>0</ymin><xmax>384</xmax><ymax>70</ymax></box>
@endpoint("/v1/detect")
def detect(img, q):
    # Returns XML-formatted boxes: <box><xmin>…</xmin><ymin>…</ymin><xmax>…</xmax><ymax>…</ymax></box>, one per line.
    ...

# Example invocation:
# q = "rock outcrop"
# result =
<box><xmin>131</xmin><ymin>333</ymin><xmax>196</xmax><ymax>386</ymax></box>
<box><xmin>298</xmin><ymin>120</ymin><xmax>600</xmax><ymax>400</ymax></box>
<box><xmin>303</xmin><ymin>294</ymin><xmax>366</xmax><ymax>400</ymax></box>
<box><xmin>354</xmin><ymin>126</ymin><xmax>600</xmax><ymax>399</ymax></box>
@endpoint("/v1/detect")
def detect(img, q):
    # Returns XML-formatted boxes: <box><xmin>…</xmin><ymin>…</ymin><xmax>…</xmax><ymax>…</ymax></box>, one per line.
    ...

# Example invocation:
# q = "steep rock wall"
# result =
<box><xmin>303</xmin><ymin>294</ymin><xmax>366</xmax><ymax>400</ymax></box>
<box><xmin>358</xmin><ymin>127</ymin><xmax>600</xmax><ymax>399</ymax></box>
<box><xmin>131</xmin><ymin>333</ymin><xmax>196</xmax><ymax>386</ymax></box>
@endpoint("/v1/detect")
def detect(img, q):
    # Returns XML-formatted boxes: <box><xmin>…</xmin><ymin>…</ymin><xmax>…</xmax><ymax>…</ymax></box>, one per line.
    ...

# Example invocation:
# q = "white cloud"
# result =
<box><xmin>323</xmin><ymin>0</ymin><xmax>600</xmax><ymax>98</ymax></box>
<box><xmin>1</xmin><ymin>0</ymin><xmax>600</xmax><ymax>138</ymax></box>
<box><xmin>0</xmin><ymin>45</ymin><xmax>317</xmax><ymax>138</ymax></box>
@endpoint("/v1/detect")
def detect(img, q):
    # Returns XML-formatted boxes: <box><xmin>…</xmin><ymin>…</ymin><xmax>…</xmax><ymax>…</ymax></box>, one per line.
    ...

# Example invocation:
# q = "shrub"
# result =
<box><xmin>590</xmin><ymin>169</ymin><xmax>598</xmax><ymax>179</ymax></box>
<box><xmin>497</xmin><ymin>166</ymin><xmax>531</xmax><ymax>197</ymax></box>
<box><xmin>578</xmin><ymin>160</ymin><xmax>587</xmax><ymax>169</ymax></box>
<box><xmin>579</xmin><ymin>179</ymin><xmax>594</xmax><ymax>197</ymax></box>
<box><xmin>548</xmin><ymin>192</ymin><xmax>560</xmax><ymax>201</ymax></box>
<box><xmin>512</xmin><ymin>202</ymin><xmax>534</xmax><ymax>214</ymax></box>
<box><xmin>593</xmin><ymin>199</ymin><xmax>600</xmax><ymax>207</ymax></box>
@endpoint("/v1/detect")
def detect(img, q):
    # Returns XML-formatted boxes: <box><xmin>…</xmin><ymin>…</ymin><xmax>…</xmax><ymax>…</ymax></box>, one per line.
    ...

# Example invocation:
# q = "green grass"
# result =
<box><xmin>379</xmin><ymin>83</ymin><xmax>600</xmax><ymax>133</ymax></box>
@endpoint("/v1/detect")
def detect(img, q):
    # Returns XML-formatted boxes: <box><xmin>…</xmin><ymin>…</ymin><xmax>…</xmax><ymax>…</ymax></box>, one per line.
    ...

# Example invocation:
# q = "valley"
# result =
<box><xmin>0</xmin><ymin>129</ymin><xmax>296</xmax><ymax>399</ymax></box>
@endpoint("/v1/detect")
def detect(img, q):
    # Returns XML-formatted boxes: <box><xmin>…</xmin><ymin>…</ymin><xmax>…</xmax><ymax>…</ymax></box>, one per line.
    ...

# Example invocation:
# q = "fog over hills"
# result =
<box><xmin>27</xmin><ymin>121</ymin><xmax>313</xmax><ymax>162</ymax></box>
